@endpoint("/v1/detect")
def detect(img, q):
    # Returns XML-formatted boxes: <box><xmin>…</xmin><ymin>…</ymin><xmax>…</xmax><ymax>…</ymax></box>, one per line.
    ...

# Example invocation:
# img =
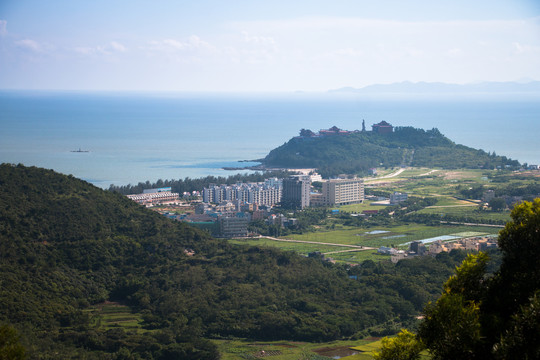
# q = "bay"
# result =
<box><xmin>1</xmin><ymin>90</ymin><xmax>539</xmax><ymax>188</ymax></box>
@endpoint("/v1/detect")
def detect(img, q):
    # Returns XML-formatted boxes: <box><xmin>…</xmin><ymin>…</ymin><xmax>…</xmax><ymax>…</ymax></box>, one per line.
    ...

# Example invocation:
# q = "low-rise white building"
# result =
<box><xmin>127</xmin><ymin>191</ymin><xmax>179</xmax><ymax>205</ymax></box>
<box><xmin>390</xmin><ymin>192</ymin><xmax>408</xmax><ymax>205</ymax></box>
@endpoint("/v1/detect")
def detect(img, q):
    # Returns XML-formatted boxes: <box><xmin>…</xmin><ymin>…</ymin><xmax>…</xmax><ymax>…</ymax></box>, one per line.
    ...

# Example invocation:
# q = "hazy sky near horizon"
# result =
<box><xmin>1</xmin><ymin>0</ymin><xmax>539</xmax><ymax>92</ymax></box>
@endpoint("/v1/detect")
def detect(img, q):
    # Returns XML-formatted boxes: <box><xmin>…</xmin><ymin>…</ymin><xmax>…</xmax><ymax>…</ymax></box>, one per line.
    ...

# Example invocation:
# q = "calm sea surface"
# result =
<box><xmin>1</xmin><ymin>90</ymin><xmax>539</xmax><ymax>188</ymax></box>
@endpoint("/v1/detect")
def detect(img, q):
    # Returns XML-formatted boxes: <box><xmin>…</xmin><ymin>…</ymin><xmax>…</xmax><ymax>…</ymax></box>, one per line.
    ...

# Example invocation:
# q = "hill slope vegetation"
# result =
<box><xmin>1</xmin><ymin>164</ymin><xmax>472</xmax><ymax>359</ymax></box>
<box><xmin>262</xmin><ymin>127</ymin><xmax>519</xmax><ymax>176</ymax></box>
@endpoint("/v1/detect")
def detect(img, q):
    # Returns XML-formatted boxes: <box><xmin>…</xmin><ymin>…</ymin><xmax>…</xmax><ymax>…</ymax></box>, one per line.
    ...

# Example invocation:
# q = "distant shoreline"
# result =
<box><xmin>222</xmin><ymin>164</ymin><xmax>266</xmax><ymax>171</ymax></box>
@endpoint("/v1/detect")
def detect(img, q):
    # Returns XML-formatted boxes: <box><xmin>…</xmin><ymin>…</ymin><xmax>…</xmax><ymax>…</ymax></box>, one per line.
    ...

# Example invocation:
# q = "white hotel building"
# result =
<box><xmin>322</xmin><ymin>178</ymin><xmax>364</xmax><ymax>206</ymax></box>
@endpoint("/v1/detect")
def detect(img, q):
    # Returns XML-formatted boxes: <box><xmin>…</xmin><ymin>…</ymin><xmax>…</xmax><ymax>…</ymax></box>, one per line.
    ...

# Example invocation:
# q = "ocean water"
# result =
<box><xmin>1</xmin><ymin>90</ymin><xmax>539</xmax><ymax>188</ymax></box>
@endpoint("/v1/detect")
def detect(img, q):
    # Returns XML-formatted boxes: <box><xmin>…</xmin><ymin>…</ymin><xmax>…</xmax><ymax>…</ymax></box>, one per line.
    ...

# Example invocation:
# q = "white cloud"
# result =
<box><xmin>148</xmin><ymin>39</ymin><xmax>184</xmax><ymax>51</ymax></box>
<box><xmin>146</xmin><ymin>36</ymin><xmax>215</xmax><ymax>53</ymax></box>
<box><xmin>188</xmin><ymin>35</ymin><xmax>213</xmax><ymax>50</ymax></box>
<box><xmin>0</xmin><ymin>20</ymin><xmax>6</xmax><ymax>36</ymax></box>
<box><xmin>74</xmin><ymin>41</ymin><xmax>127</xmax><ymax>56</ymax></box>
<box><xmin>512</xmin><ymin>42</ymin><xmax>540</xmax><ymax>55</ymax></box>
<box><xmin>223</xmin><ymin>15</ymin><xmax>540</xmax><ymax>86</ymax></box>
<box><xmin>15</xmin><ymin>39</ymin><xmax>41</xmax><ymax>52</ymax></box>
<box><xmin>74</xmin><ymin>46</ymin><xmax>97</xmax><ymax>55</ymax></box>
<box><xmin>241</xmin><ymin>31</ymin><xmax>276</xmax><ymax>46</ymax></box>
<box><xmin>110</xmin><ymin>41</ymin><xmax>127</xmax><ymax>52</ymax></box>
<box><xmin>447</xmin><ymin>48</ymin><xmax>463</xmax><ymax>57</ymax></box>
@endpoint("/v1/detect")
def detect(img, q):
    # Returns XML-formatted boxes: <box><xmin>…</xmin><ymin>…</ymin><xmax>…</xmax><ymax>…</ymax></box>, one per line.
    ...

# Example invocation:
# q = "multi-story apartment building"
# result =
<box><xmin>249</xmin><ymin>187</ymin><xmax>282</xmax><ymax>207</ymax></box>
<box><xmin>202</xmin><ymin>178</ymin><xmax>282</xmax><ymax>207</ymax></box>
<box><xmin>282</xmin><ymin>175</ymin><xmax>311</xmax><ymax>209</ymax></box>
<box><xmin>218</xmin><ymin>216</ymin><xmax>249</xmax><ymax>238</ymax></box>
<box><xmin>322</xmin><ymin>178</ymin><xmax>364</xmax><ymax>206</ymax></box>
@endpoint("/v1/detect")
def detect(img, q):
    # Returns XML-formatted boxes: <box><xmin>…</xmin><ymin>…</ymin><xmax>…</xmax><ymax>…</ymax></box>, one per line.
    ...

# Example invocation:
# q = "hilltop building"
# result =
<box><xmin>372</xmin><ymin>121</ymin><xmax>393</xmax><ymax>134</ymax></box>
<box><xmin>319</xmin><ymin>126</ymin><xmax>352</xmax><ymax>136</ymax></box>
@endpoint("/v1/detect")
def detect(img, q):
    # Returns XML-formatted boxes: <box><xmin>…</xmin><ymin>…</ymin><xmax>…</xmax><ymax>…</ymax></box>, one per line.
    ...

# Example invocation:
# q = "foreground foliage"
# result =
<box><xmin>0</xmin><ymin>324</ymin><xmax>26</xmax><ymax>360</ymax></box>
<box><xmin>372</xmin><ymin>329</ymin><xmax>423</xmax><ymax>360</ymax></box>
<box><xmin>375</xmin><ymin>199</ymin><xmax>540</xmax><ymax>359</ymax></box>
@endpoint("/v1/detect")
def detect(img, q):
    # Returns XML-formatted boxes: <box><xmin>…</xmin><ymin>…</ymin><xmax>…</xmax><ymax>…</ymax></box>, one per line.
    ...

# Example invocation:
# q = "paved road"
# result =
<box><xmin>427</xmin><ymin>204</ymin><xmax>478</xmax><ymax>208</ymax></box>
<box><xmin>376</xmin><ymin>167</ymin><xmax>407</xmax><ymax>179</ymax></box>
<box><xmin>252</xmin><ymin>235</ymin><xmax>376</xmax><ymax>251</ymax></box>
<box><xmin>440</xmin><ymin>221</ymin><xmax>504</xmax><ymax>228</ymax></box>
<box><xmin>323</xmin><ymin>248</ymin><xmax>374</xmax><ymax>255</ymax></box>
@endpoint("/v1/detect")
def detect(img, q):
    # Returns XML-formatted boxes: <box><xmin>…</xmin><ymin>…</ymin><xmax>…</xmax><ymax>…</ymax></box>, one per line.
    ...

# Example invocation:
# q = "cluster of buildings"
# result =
<box><xmin>427</xmin><ymin>236</ymin><xmax>498</xmax><ymax>254</ymax></box>
<box><xmin>202</xmin><ymin>178</ymin><xmax>283</xmax><ymax>207</ymax></box>
<box><xmin>202</xmin><ymin>175</ymin><xmax>365</xmax><ymax>210</ymax></box>
<box><xmin>383</xmin><ymin>236</ymin><xmax>498</xmax><ymax>263</ymax></box>
<box><xmin>482</xmin><ymin>189</ymin><xmax>540</xmax><ymax>209</ymax></box>
<box><xmin>124</xmin><ymin>173</ymin><xmax>365</xmax><ymax>238</ymax></box>
<box><xmin>185</xmin><ymin>174</ymin><xmax>364</xmax><ymax>237</ymax></box>
<box><xmin>297</xmin><ymin>121</ymin><xmax>394</xmax><ymax>139</ymax></box>
<box><xmin>126</xmin><ymin>187</ymin><xmax>180</xmax><ymax>206</ymax></box>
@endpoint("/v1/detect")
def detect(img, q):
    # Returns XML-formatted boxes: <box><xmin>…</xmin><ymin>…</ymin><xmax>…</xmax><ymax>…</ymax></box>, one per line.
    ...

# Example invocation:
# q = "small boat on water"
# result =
<box><xmin>71</xmin><ymin>148</ymin><xmax>90</xmax><ymax>153</ymax></box>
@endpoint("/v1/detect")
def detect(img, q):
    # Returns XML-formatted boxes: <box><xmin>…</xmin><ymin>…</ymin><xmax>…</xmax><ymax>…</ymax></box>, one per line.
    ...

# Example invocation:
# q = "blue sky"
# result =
<box><xmin>1</xmin><ymin>0</ymin><xmax>539</xmax><ymax>91</ymax></box>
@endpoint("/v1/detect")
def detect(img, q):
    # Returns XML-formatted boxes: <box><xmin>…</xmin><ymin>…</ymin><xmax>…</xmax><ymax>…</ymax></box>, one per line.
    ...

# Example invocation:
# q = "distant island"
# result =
<box><xmin>329</xmin><ymin>80</ymin><xmax>540</xmax><ymax>94</ymax></box>
<box><xmin>70</xmin><ymin>148</ymin><xmax>90</xmax><ymax>153</ymax></box>
<box><xmin>260</xmin><ymin>122</ymin><xmax>520</xmax><ymax>177</ymax></box>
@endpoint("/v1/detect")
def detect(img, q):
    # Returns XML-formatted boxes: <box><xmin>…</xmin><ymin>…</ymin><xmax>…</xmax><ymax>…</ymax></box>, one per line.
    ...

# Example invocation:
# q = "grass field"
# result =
<box><xmin>430</xmin><ymin>196</ymin><xmax>477</xmax><ymax>206</ymax></box>
<box><xmin>383</xmin><ymin>168</ymin><xmax>490</xmax><ymax>197</ymax></box>
<box><xmin>418</xmin><ymin>206</ymin><xmax>511</xmax><ymax>222</ymax></box>
<box><xmin>333</xmin><ymin>201</ymin><xmax>388</xmax><ymax>213</ymax></box>
<box><xmin>281</xmin><ymin>225</ymin><xmax>500</xmax><ymax>248</ymax></box>
<box><xmin>215</xmin><ymin>338</ymin><xmax>386</xmax><ymax>360</ymax></box>
<box><xmin>85</xmin><ymin>302</ymin><xmax>145</xmax><ymax>333</ymax></box>
<box><xmin>327</xmin><ymin>250</ymin><xmax>389</xmax><ymax>263</ymax></box>
<box><xmin>229</xmin><ymin>237</ymin><xmax>355</xmax><ymax>255</ymax></box>
<box><xmin>230</xmin><ymin>224</ymin><xmax>500</xmax><ymax>264</ymax></box>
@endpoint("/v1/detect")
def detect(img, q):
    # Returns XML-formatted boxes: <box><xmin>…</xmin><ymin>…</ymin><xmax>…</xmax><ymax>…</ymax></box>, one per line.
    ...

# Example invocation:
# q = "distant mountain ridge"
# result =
<box><xmin>329</xmin><ymin>80</ymin><xmax>540</xmax><ymax>94</ymax></box>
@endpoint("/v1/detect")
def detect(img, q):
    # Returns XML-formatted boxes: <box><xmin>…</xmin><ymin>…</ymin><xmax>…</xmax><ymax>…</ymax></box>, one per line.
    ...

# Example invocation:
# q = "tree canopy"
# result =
<box><xmin>262</xmin><ymin>126</ymin><xmax>520</xmax><ymax>177</ymax></box>
<box><xmin>376</xmin><ymin>199</ymin><xmax>540</xmax><ymax>359</ymax></box>
<box><xmin>0</xmin><ymin>164</ymin><xmax>473</xmax><ymax>358</ymax></box>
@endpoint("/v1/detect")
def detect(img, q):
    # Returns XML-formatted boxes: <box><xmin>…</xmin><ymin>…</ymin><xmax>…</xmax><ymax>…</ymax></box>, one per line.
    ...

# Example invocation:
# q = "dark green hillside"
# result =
<box><xmin>262</xmin><ymin>127</ymin><xmax>519</xmax><ymax>176</ymax></box>
<box><xmin>0</xmin><ymin>164</ymin><xmax>472</xmax><ymax>359</ymax></box>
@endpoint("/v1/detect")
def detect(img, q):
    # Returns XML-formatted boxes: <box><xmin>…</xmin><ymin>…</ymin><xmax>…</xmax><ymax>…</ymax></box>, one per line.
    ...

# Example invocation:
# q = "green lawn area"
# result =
<box><xmin>282</xmin><ymin>225</ymin><xmax>499</xmax><ymax>248</ymax></box>
<box><xmin>229</xmin><ymin>237</ymin><xmax>354</xmax><ymax>255</ymax></box>
<box><xmin>230</xmin><ymin>224</ymin><xmax>501</xmax><ymax>264</ymax></box>
<box><xmin>390</xmin><ymin>168</ymin><xmax>490</xmax><ymax>197</ymax></box>
<box><xmin>418</xmin><ymin>206</ymin><xmax>511</xmax><ymax>222</ymax></box>
<box><xmin>430</xmin><ymin>196</ymin><xmax>477</xmax><ymax>206</ymax></box>
<box><xmin>215</xmin><ymin>338</ymin><xmax>385</xmax><ymax>360</ymax></box>
<box><xmin>328</xmin><ymin>250</ymin><xmax>389</xmax><ymax>264</ymax></box>
<box><xmin>85</xmin><ymin>303</ymin><xmax>145</xmax><ymax>333</ymax></box>
<box><xmin>334</xmin><ymin>201</ymin><xmax>388</xmax><ymax>213</ymax></box>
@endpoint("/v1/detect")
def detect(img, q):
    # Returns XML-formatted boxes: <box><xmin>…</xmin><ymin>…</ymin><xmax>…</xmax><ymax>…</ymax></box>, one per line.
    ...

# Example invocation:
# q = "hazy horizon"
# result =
<box><xmin>1</xmin><ymin>0</ymin><xmax>539</xmax><ymax>92</ymax></box>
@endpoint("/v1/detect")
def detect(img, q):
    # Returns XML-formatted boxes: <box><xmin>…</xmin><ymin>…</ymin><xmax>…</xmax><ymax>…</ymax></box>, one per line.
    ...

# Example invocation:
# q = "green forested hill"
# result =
<box><xmin>262</xmin><ymin>127</ymin><xmax>520</xmax><ymax>176</ymax></box>
<box><xmin>0</xmin><ymin>164</ymin><xmax>473</xmax><ymax>359</ymax></box>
